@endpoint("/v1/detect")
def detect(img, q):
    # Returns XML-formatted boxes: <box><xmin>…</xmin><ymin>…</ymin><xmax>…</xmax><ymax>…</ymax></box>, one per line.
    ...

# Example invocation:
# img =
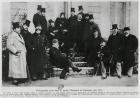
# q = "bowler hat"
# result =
<box><xmin>78</xmin><ymin>5</ymin><xmax>83</xmax><ymax>10</ymax></box>
<box><xmin>24</xmin><ymin>20</ymin><xmax>30</xmax><ymax>27</ymax></box>
<box><xmin>37</xmin><ymin>5</ymin><xmax>42</xmax><ymax>10</ymax></box>
<box><xmin>123</xmin><ymin>27</ymin><xmax>130</xmax><ymax>31</ymax></box>
<box><xmin>111</xmin><ymin>24</ymin><xmax>118</xmax><ymax>30</ymax></box>
<box><xmin>12</xmin><ymin>22</ymin><xmax>20</xmax><ymax>29</ymax></box>
<box><xmin>71</xmin><ymin>8</ymin><xmax>75</xmax><ymax>12</ymax></box>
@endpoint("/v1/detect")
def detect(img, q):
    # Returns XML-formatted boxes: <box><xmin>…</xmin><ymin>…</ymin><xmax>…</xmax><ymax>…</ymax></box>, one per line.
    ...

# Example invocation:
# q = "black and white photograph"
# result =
<box><xmin>1</xmin><ymin>0</ymin><xmax>139</xmax><ymax>96</ymax></box>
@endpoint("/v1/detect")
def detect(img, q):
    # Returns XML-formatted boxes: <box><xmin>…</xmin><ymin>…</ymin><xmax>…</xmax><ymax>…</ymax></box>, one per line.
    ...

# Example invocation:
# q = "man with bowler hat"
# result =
<box><xmin>122</xmin><ymin>27</ymin><xmax>138</xmax><ymax>77</ymax></box>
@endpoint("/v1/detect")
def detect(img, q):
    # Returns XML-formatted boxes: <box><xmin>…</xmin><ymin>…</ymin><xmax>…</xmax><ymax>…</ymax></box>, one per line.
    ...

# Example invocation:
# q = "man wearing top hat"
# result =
<box><xmin>122</xmin><ymin>27</ymin><xmax>138</xmax><ymax>77</ymax></box>
<box><xmin>7</xmin><ymin>22</ymin><xmax>27</xmax><ymax>85</ymax></box>
<box><xmin>40</xmin><ymin>8</ymin><xmax>48</xmax><ymax>35</ymax></box>
<box><xmin>33</xmin><ymin>5</ymin><xmax>42</xmax><ymax>28</ymax></box>
<box><xmin>78</xmin><ymin>5</ymin><xmax>85</xmax><ymax>21</ymax></box>
<box><xmin>67</xmin><ymin>8</ymin><xmax>77</xmax><ymax>50</ymax></box>
<box><xmin>21</xmin><ymin>20</ymin><xmax>33</xmax><ymax>78</ymax></box>
<box><xmin>106</xmin><ymin>24</ymin><xmax>123</xmax><ymax>78</ymax></box>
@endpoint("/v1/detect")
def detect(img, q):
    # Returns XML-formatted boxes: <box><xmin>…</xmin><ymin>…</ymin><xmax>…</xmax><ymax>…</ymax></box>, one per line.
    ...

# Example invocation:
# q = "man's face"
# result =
<box><xmin>23</xmin><ymin>24</ymin><xmax>28</xmax><ymax>31</ymax></box>
<box><xmin>15</xmin><ymin>27</ymin><xmax>21</xmax><ymax>34</ymax></box>
<box><xmin>124</xmin><ymin>30</ymin><xmax>130</xmax><ymax>36</ymax></box>
<box><xmin>77</xmin><ymin>14</ymin><xmax>82</xmax><ymax>20</ymax></box>
<box><xmin>94</xmin><ymin>31</ymin><xmax>98</xmax><ymax>38</ymax></box>
<box><xmin>112</xmin><ymin>28</ymin><xmax>118</xmax><ymax>34</ymax></box>
<box><xmin>71</xmin><ymin>11</ymin><xmax>75</xmax><ymax>16</ymax></box>
<box><xmin>51</xmin><ymin>22</ymin><xmax>55</xmax><ymax>27</ymax></box>
<box><xmin>42</xmin><ymin>12</ymin><xmax>45</xmax><ymax>16</ymax></box>
<box><xmin>85</xmin><ymin>16</ymin><xmax>89</xmax><ymax>20</ymax></box>
<box><xmin>61</xmin><ymin>14</ymin><xmax>65</xmax><ymax>18</ymax></box>
<box><xmin>89</xmin><ymin>18</ymin><xmax>94</xmax><ymax>23</ymax></box>
<box><xmin>36</xmin><ymin>29</ymin><xmax>41</xmax><ymax>34</ymax></box>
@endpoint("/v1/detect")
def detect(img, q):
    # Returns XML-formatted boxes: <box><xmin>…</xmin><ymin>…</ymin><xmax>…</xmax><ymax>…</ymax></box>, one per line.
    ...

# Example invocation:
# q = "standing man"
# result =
<box><xmin>33</xmin><ymin>5</ymin><xmax>42</xmax><ymax>28</ymax></box>
<box><xmin>75</xmin><ymin>13</ymin><xmax>84</xmax><ymax>55</ymax></box>
<box><xmin>20</xmin><ymin>20</ymin><xmax>33</xmax><ymax>78</ymax></box>
<box><xmin>40</xmin><ymin>8</ymin><xmax>48</xmax><ymax>35</ymax></box>
<box><xmin>67</xmin><ymin>8</ymin><xmax>77</xmax><ymax>50</ymax></box>
<box><xmin>122</xmin><ymin>27</ymin><xmax>138</xmax><ymax>77</ymax></box>
<box><xmin>55</xmin><ymin>12</ymin><xmax>68</xmax><ymax>53</ymax></box>
<box><xmin>7</xmin><ymin>22</ymin><xmax>27</xmax><ymax>85</ymax></box>
<box><xmin>106</xmin><ymin>24</ymin><xmax>123</xmax><ymax>78</ymax></box>
<box><xmin>31</xmin><ymin>25</ymin><xmax>48</xmax><ymax>80</ymax></box>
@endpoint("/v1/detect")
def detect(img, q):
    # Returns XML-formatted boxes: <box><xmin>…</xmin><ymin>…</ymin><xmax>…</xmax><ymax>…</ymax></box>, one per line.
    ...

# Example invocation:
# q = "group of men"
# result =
<box><xmin>6</xmin><ymin>5</ymin><xmax>138</xmax><ymax>85</ymax></box>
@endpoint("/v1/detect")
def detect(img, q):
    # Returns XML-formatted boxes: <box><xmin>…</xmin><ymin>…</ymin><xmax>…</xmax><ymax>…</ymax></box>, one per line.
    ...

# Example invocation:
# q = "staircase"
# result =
<box><xmin>52</xmin><ymin>56</ymin><xmax>94</xmax><ymax>77</ymax></box>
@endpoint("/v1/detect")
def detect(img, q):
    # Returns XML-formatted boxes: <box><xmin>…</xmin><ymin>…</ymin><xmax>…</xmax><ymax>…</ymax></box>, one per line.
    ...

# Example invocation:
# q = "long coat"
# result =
<box><xmin>106</xmin><ymin>33</ymin><xmax>123</xmax><ymax>62</ymax></box>
<box><xmin>30</xmin><ymin>33</ymin><xmax>47</xmax><ymax>75</ymax></box>
<box><xmin>33</xmin><ymin>13</ymin><xmax>42</xmax><ymax>27</ymax></box>
<box><xmin>7</xmin><ymin>31</ymin><xmax>27</xmax><ymax>78</ymax></box>
<box><xmin>122</xmin><ymin>34</ymin><xmax>138</xmax><ymax>67</ymax></box>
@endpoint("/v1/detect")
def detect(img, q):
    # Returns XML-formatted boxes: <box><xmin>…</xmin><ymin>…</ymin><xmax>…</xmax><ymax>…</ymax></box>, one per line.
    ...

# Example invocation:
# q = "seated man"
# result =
<box><xmin>49</xmin><ymin>39</ymin><xmax>82</xmax><ymax>79</ymax></box>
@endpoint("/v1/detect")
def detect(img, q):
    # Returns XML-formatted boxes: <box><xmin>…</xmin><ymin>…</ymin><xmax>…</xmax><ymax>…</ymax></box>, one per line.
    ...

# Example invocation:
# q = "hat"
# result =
<box><xmin>111</xmin><ymin>24</ymin><xmax>118</xmax><ymax>30</ymax></box>
<box><xmin>85</xmin><ymin>13</ymin><xmax>89</xmax><ymax>17</ymax></box>
<box><xmin>12</xmin><ymin>22</ymin><xmax>20</xmax><ymax>29</ymax></box>
<box><xmin>89</xmin><ymin>14</ymin><xmax>94</xmax><ymax>19</ymax></box>
<box><xmin>37</xmin><ymin>5</ymin><xmax>42</xmax><ymax>10</ymax></box>
<box><xmin>24</xmin><ymin>20</ymin><xmax>30</xmax><ymax>27</ymax></box>
<box><xmin>52</xmin><ymin>39</ymin><xmax>59</xmax><ymax>44</ymax></box>
<box><xmin>78</xmin><ymin>5</ymin><xmax>83</xmax><ymax>10</ymax></box>
<box><xmin>124</xmin><ymin>27</ymin><xmax>130</xmax><ymax>31</ymax></box>
<box><xmin>41</xmin><ymin>8</ymin><xmax>46</xmax><ymax>12</ymax></box>
<box><xmin>71</xmin><ymin>8</ymin><xmax>75</xmax><ymax>12</ymax></box>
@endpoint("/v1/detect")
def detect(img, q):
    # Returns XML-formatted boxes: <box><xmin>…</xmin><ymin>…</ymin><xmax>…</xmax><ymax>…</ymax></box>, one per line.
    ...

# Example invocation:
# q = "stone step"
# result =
<box><xmin>72</xmin><ymin>62</ymin><xmax>87</xmax><ymax>67</ymax></box>
<box><xmin>72</xmin><ymin>57</ymin><xmax>85</xmax><ymax>62</ymax></box>
<box><xmin>52</xmin><ymin>67</ymin><xmax>94</xmax><ymax>77</ymax></box>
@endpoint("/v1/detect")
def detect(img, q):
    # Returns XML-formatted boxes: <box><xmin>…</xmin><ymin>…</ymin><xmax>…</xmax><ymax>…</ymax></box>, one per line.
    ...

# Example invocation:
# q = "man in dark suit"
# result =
<box><xmin>30</xmin><ymin>25</ymin><xmax>48</xmax><ymax>80</ymax></box>
<box><xmin>122</xmin><ymin>27</ymin><xmax>138</xmax><ymax>77</ymax></box>
<box><xmin>55</xmin><ymin>12</ymin><xmax>68</xmax><ymax>53</ymax></box>
<box><xmin>49</xmin><ymin>39</ymin><xmax>82</xmax><ymax>79</ymax></box>
<box><xmin>106</xmin><ymin>24</ymin><xmax>123</xmax><ymax>79</ymax></box>
<box><xmin>40</xmin><ymin>8</ymin><xmax>48</xmax><ymax>35</ymax></box>
<box><xmin>20</xmin><ymin>20</ymin><xmax>32</xmax><ymax>78</ymax></box>
<box><xmin>67</xmin><ymin>8</ymin><xmax>77</xmax><ymax>49</ymax></box>
<box><xmin>33</xmin><ymin>5</ymin><xmax>42</xmax><ymax>28</ymax></box>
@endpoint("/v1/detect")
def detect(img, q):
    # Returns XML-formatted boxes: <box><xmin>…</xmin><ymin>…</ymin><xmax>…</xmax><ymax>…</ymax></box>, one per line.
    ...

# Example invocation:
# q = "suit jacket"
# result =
<box><xmin>7</xmin><ymin>31</ymin><xmax>27</xmax><ymax>78</ymax></box>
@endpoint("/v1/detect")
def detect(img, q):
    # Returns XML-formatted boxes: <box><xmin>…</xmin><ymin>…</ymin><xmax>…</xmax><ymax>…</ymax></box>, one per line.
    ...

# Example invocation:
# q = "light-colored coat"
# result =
<box><xmin>7</xmin><ymin>31</ymin><xmax>27</xmax><ymax>78</ymax></box>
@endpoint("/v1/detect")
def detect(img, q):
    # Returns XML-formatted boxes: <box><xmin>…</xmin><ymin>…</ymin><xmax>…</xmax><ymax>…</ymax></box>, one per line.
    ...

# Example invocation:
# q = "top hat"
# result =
<box><xmin>71</xmin><ymin>8</ymin><xmax>75</xmax><ymax>12</ymax></box>
<box><xmin>78</xmin><ymin>5</ymin><xmax>83</xmax><ymax>10</ymax></box>
<box><xmin>24</xmin><ymin>20</ymin><xmax>30</xmax><ymax>27</ymax></box>
<box><xmin>89</xmin><ymin>14</ymin><xmax>94</xmax><ymax>19</ymax></box>
<box><xmin>12</xmin><ymin>22</ymin><xmax>20</xmax><ymax>29</ymax></box>
<box><xmin>37</xmin><ymin>5</ymin><xmax>42</xmax><ymax>10</ymax></box>
<box><xmin>41</xmin><ymin>8</ymin><xmax>46</xmax><ymax>12</ymax></box>
<box><xmin>123</xmin><ymin>27</ymin><xmax>130</xmax><ymax>31</ymax></box>
<box><xmin>111</xmin><ymin>24</ymin><xmax>118</xmax><ymax>30</ymax></box>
